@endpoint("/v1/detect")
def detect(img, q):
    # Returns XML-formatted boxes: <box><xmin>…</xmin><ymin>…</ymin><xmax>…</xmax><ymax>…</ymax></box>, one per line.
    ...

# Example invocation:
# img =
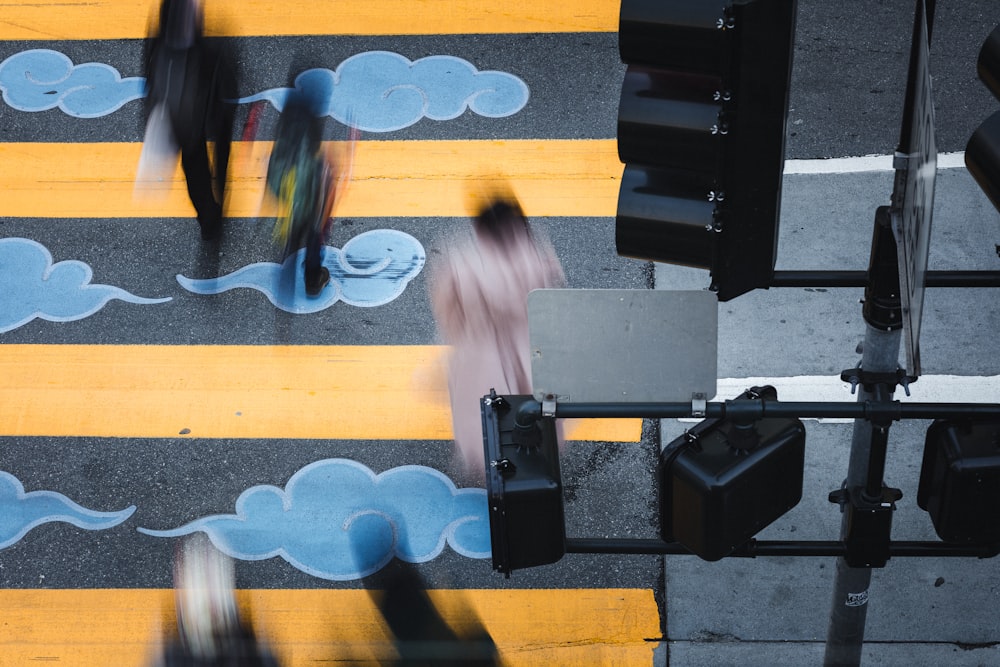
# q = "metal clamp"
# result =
<box><xmin>840</xmin><ymin>368</ymin><xmax>917</xmax><ymax>396</ymax></box>
<box><xmin>541</xmin><ymin>397</ymin><xmax>557</xmax><ymax>418</ymax></box>
<box><xmin>691</xmin><ymin>392</ymin><xmax>707</xmax><ymax>418</ymax></box>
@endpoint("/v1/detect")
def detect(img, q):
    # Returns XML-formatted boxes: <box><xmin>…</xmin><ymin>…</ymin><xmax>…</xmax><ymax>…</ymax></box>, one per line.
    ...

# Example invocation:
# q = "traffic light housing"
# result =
<box><xmin>965</xmin><ymin>25</ymin><xmax>1000</xmax><ymax>213</ymax></box>
<box><xmin>917</xmin><ymin>419</ymin><xmax>1000</xmax><ymax>544</ymax></box>
<box><xmin>615</xmin><ymin>0</ymin><xmax>797</xmax><ymax>301</ymax></box>
<box><xmin>481</xmin><ymin>392</ymin><xmax>565</xmax><ymax>577</ymax></box>
<box><xmin>658</xmin><ymin>386</ymin><xmax>806</xmax><ymax>560</ymax></box>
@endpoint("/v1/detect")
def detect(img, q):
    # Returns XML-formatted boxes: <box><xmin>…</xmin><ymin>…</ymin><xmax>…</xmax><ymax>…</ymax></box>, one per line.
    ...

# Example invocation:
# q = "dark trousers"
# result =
<box><xmin>178</xmin><ymin>111</ymin><xmax>231</xmax><ymax>236</ymax></box>
<box><xmin>305</xmin><ymin>229</ymin><xmax>324</xmax><ymax>276</ymax></box>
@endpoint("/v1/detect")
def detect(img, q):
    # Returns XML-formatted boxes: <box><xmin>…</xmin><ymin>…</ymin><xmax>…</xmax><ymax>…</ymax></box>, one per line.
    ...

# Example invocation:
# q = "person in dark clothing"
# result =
<box><xmin>144</xmin><ymin>0</ymin><xmax>235</xmax><ymax>240</ymax></box>
<box><xmin>265</xmin><ymin>89</ymin><xmax>335</xmax><ymax>296</ymax></box>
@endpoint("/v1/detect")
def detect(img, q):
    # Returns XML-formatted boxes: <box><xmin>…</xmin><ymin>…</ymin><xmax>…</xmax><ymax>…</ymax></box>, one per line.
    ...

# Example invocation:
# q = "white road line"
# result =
<box><xmin>675</xmin><ymin>374</ymin><xmax>1000</xmax><ymax>423</ymax></box>
<box><xmin>784</xmin><ymin>151</ymin><xmax>966</xmax><ymax>175</ymax></box>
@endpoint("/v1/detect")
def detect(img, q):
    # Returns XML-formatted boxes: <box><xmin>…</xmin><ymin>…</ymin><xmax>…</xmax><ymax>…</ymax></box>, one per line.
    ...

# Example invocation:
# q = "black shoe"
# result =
<box><xmin>305</xmin><ymin>266</ymin><xmax>330</xmax><ymax>296</ymax></box>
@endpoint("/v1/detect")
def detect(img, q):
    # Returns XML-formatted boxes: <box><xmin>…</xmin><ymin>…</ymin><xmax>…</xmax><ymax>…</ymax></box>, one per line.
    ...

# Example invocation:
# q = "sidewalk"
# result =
<box><xmin>654</xmin><ymin>163</ymin><xmax>1000</xmax><ymax>665</ymax></box>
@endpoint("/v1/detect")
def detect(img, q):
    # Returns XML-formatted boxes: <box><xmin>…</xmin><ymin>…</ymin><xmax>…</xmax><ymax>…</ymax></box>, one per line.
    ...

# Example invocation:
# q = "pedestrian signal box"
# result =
<box><xmin>659</xmin><ymin>386</ymin><xmax>806</xmax><ymax>561</ymax></box>
<box><xmin>482</xmin><ymin>393</ymin><xmax>565</xmax><ymax>577</ymax></box>
<box><xmin>918</xmin><ymin>419</ymin><xmax>1000</xmax><ymax>545</ymax></box>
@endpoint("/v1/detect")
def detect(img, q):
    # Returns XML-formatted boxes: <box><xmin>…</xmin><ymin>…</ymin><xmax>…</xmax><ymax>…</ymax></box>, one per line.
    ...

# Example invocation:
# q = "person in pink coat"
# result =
<box><xmin>430</xmin><ymin>197</ymin><xmax>566</xmax><ymax>481</ymax></box>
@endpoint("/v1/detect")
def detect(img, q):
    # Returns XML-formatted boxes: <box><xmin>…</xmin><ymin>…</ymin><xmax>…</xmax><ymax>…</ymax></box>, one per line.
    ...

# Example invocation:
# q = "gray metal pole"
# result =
<box><xmin>823</xmin><ymin>323</ymin><xmax>901</xmax><ymax>666</ymax></box>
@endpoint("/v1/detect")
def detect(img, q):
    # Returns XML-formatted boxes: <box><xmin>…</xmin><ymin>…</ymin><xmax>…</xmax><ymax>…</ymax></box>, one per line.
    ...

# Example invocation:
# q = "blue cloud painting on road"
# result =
<box><xmin>176</xmin><ymin>229</ymin><xmax>425</xmax><ymax>314</ymax></box>
<box><xmin>0</xmin><ymin>471</ymin><xmax>136</xmax><ymax>550</ymax></box>
<box><xmin>0</xmin><ymin>49</ymin><xmax>144</xmax><ymax>118</ymax></box>
<box><xmin>234</xmin><ymin>51</ymin><xmax>529</xmax><ymax>132</ymax></box>
<box><xmin>0</xmin><ymin>238</ymin><xmax>172</xmax><ymax>334</ymax></box>
<box><xmin>0</xmin><ymin>49</ymin><xmax>527</xmax><ymax>131</ymax></box>
<box><xmin>138</xmin><ymin>459</ymin><xmax>490</xmax><ymax>581</ymax></box>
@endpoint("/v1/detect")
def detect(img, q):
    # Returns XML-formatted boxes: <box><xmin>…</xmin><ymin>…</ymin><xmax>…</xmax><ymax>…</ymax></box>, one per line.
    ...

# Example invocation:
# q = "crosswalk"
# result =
<box><xmin>1</xmin><ymin>139</ymin><xmax>623</xmax><ymax>218</ymax></box>
<box><xmin>0</xmin><ymin>1</ymin><xmax>665</xmax><ymax>664</ymax></box>
<box><xmin>0</xmin><ymin>0</ymin><xmax>617</xmax><ymax>40</ymax></box>
<box><xmin>0</xmin><ymin>344</ymin><xmax>637</xmax><ymax>440</ymax></box>
<box><xmin>1</xmin><ymin>588</ymin><xmax>660</xmax><ymax>665</ymax></box>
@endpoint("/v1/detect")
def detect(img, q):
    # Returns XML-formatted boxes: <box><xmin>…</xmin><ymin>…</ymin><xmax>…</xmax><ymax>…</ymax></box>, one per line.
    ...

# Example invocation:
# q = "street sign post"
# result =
<box><xmin>826</xmin><ymin>2</ymin><xmax>935</xmax><ymax>664</ymax></box>
<box><xmin>890</xmin><ymin>0</ymin><xmax>937</xmax><ymax>378</ymax></box>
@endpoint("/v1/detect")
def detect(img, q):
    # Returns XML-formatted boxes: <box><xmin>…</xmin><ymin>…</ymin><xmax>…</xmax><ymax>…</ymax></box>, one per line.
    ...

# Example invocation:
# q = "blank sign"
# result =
<box><xmin>528</xmin><ymin>289</ymin><xmax>717</xmax><ymax>403</ymax></box>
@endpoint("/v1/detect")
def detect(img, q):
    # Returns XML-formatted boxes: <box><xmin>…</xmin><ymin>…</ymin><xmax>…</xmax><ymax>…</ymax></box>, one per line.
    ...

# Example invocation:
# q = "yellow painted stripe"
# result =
<box><xmin>0</xmin><ymin>0</ymin><xmax>617</xmax><ymax>40</ymax></box>
<box><xmin>0</xmin><ymin>345</ymin><xmax>641</xmax><ymax>441</ymax></box>
<box><xmin>0</xmin><ymin>140</ymin><xmax>621</xmax><ymax>219</ymax></box>
<box><xmin>0</xmin><ymin>588</ymin><xmax>659</xmax><ymax>666</ymax></box>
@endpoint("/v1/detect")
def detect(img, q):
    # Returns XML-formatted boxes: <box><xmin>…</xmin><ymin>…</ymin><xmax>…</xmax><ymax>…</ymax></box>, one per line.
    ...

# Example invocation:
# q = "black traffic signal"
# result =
<box><xmin>658</xmin><ymin>386</ymin><xmax>806</xmax><ymax>561</ymax></box>
<box><xmin>917</xmin><ymin>419</ymin><xmax>1000</xmax><ymax>544</ymax></box>
<box><xmin>965</xmin><ymin>25</ymin><xmax>1000</xmax><ymax>212</ymax></box>
<box><xmin>615</xmin><ymin>0</ymin><xmax>797</xmax><ymax>301</ymax></box>
<box><xmin>481</xmin><ymin>392</ymin><xmax>565</xmax><ymax>577</ymax></box>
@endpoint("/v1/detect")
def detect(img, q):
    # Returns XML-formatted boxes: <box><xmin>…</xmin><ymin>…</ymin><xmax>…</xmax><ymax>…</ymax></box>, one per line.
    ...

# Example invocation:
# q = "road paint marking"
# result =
<box><xmin>0</xmin><ymin>238</ymin><xmax>171</xmax><ymax>333</ymax></box>
<box><xmin>784</xmin><ymin>151</ymin><xmax>966</xmax><ymax>174</ymax></box>
<box><xmin>0</xmin><ymin>471</ymin><xmax>135</xmax><ymax>548</ymax></box>
<box><xmin>0</xmin><ymin>345</ymin><xmax>640</xmax><ymax>441</ymax></box>
<box><xmin>1</xmin><ymin>49</ymin><xmax>530</xmax><ymax>128</ymax></box>
<box><xmin>0</xmin><ymin>0</ymin><xmax>617</xmax><ymax>40</ymax></box>
<box><xmin>136</xmin><ymin>460</ymin><xmax>493</xmax><ymax>579</ymax></box>
<box><xmin>1</xmin><ymin>140</ymin><xmax>623</xmax><ymax>218</ymax></box>
<box><xmin>234</xmin><ymin>53</ymin><xmax>529</xmax><ymax>132</ymax></box>
<box><xmin>1</xmin><ymin>462</ymin><xmax>490</xmax><ymax>571</ymax></box>
<box><xmin>2</xmin><ymin>141</ymin><xmax>973</xmax><ymax>220</ymax></box>
<box><xmin>176</xmin><ymin>230</ymin><xmax>425</xmax><ymax>314</ymax></box>
<box><xmin>0</xmin><ymin>588</ymin><xmax>660</xmax><ymax>666</ymax></box>
<box><xmin>0</xmin><ymin>49</ymin><xmax>144</xmax><ymax>117</ymax></box>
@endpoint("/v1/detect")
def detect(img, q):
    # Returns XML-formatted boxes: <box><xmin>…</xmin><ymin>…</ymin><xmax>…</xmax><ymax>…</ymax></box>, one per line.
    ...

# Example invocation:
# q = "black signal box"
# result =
<box><xmin>659</xmin><ymin>387</ymin><xmax>806</xmax><ymax>561</ymax></box>
<box><xmin>482</xmin><ymin>394</ymin><xmax>565</xmax><ymax>576</ymax></box>
<box><xmin>918</xmin><ymin>419</ymin><xmax>1000</xmax><ymax>544</ymax></box>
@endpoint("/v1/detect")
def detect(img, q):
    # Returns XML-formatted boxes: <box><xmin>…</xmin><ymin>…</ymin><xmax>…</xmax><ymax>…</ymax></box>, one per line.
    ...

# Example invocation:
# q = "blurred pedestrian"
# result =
<box><xmin>430</xmin><ymin>196</ymin><xmax>566</xmax><ymax>480</ymax></box>
<box><xmin>153</xmin><ymin>533</ymin><xmax>280</xmax><ymax>666</ymax></box>
<box><xmin>265</xmin><ymin>86</ymin><xmax>357</xmax><ymax>296</ymax></box>
<box><xmin>371</xmin><ymin>560</ymin><xmax>500</xmax><ymax>666</ymax></box>
<box><xmin>351</xmin><ymin>524</ymin><xmax>499</xmax><ymax>667</ymax></box>
<box><xmin>265</xmin><ymin>89</ymin><xmax>331</xmax><ymax>295</ymax></box>
<box><xmin>142</xmin><ymin>0</ymin><xmax>235</xmax><ymax>241</ymax></box>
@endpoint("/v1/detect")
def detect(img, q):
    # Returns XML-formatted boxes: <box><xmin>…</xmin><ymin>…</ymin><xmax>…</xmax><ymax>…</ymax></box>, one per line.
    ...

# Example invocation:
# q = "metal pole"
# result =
<box><xmin>823</xmin><ymin>324</ymin><xmax>901</xmax><ymax>666</ymax></box>
<box><xmin>824</xmin><ymin>205</ymin><xmax>903</xmax><ymax>665</ymax></box>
